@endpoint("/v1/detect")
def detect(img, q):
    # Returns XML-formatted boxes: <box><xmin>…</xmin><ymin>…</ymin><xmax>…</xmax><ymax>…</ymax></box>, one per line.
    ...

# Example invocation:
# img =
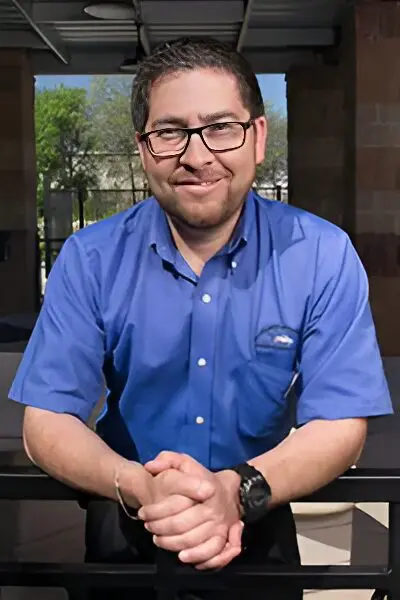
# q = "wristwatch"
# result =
<box><xmin>229</xmin><ymin>463</ymin><xmax>271</xmax><ymax>524</ymax></box>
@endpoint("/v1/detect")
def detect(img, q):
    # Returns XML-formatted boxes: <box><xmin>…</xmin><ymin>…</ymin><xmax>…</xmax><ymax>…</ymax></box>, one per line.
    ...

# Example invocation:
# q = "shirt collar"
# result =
<box><xmin>148</xmin><ymin>198</ymin><xmax>176</xmax><ymax>264</ymax></box>
<box><xmin>224</xmin><ymin>189</ymin><xmax>256</xmax><ymax>255</ymax></box>
<box><xmin>148</xmin><ymin>189</ymin><xmax>256</xmax><ymax>262</ymax></box>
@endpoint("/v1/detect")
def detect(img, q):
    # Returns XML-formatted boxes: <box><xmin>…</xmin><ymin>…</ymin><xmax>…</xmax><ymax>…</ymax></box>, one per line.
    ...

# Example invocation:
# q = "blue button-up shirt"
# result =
<box><xmin>9</xmin><ymin>192</ymin><xmax>392</xmax><ymax>470</ymax></box>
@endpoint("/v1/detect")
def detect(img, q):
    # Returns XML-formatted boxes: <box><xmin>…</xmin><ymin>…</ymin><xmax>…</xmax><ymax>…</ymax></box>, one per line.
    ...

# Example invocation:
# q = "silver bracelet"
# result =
<box><xmin>115</xmin><ymin>469</ymin><xmax>139</xmax><ymax>520</ymax></box>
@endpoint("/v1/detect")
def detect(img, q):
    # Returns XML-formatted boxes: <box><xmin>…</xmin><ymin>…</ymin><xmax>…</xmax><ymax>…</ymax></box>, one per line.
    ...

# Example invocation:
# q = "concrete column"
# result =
<box><xmin>352</xmin><ymin>1</ymin><xmax>400</xmax><ymax>356</ymax></box>
<box><xmin>0</xmin><ymin>50</ymin><xmax>38</xmax><ymax>317</ymax></box>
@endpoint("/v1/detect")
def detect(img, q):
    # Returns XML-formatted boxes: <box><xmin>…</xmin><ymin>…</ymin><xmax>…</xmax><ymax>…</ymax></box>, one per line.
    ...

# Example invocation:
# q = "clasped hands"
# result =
<box><xmin>137</xmin><ymin>452</ymin><xmax>244</xmax><ymax>570</ymax></box>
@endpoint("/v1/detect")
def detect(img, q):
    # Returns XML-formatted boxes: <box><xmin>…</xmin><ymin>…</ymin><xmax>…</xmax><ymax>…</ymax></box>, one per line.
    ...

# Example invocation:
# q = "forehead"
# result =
<box><xmin>147</xmin><ymin>68</ymin><xmax>247</xmax><ymax>123</ymax></box>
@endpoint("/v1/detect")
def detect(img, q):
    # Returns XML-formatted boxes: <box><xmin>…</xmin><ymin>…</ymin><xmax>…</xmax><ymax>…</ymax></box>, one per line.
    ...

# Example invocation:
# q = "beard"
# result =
<box><xmin>157</xmin><ymin>189</ymin><xmax>240</xmax><ymax>230</ymax></box>
<box><xmin>150</xmin><ymin>171</ymin><xmax>249</xmax><ymax>232</ymax></box>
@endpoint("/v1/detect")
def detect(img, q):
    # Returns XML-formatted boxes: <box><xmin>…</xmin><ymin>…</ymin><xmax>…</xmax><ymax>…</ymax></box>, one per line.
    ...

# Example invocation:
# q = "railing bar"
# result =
<box><xmin>388</xmin><ymin>503</ymin><xmax>400</xmax><ymax>599</ymax></box>
<box><xmin>0</xmin><ymin>563</ymin><xmax>391</xmax><ymax>590</ymax></box>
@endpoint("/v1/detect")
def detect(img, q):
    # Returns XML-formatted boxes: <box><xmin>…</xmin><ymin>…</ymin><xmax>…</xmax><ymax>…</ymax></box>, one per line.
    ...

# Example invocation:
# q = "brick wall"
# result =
<box><xmin>286</xmin><ymin>2</ymin><xmax>400</xmax><ymax>355</ymax></box>
<box><xmin>355</xmin><ymin>3</ymin><xmax>400</xmax><ymax>278</ymax></box>
<box><xmin>0</xmin><ymin>50</ymin><xmax>38</xmax><ymax>316</ymax></box>
<box><xmin>354</xmin><ymin>2</ymin><xmax>400</xmax><ymax>355</ymax></box>
<box><xmin>286</xmin><ymin>65</ymin><xmax>346</xmax><ymax>227</ymax></box>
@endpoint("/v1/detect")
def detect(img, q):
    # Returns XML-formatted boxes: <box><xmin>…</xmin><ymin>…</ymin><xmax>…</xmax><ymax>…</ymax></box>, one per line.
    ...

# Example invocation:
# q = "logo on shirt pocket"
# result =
<box><xmin>233</xmin><ymin>325</ymin><xmax>299</xmax><ymax>439</ymax></box>
<box><xmin>255</xmin><ymin>325</ymin><xmax>299</xmax><ymax>350</ymax></box>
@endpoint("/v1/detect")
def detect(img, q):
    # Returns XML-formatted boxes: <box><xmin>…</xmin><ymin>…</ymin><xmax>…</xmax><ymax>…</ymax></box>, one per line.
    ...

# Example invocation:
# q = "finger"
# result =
<box><xmin>195</xmin><ymin>522</ymin><xmax>244</xmax><ymax>571</ymax></box>
<box><xmin>139</xmin><ymin>494</ymin><xmax>194</xmax><ymax>521</ymax></box>
<box><xmin>195</xmin><ymin>542</ymin><xmax>242</xmax><ymax>571</ymax></box>
<box><xmin>178</xmin><ymin>534</ymin><xmax>227</xmax><ymax>565</ymax></box>
<box><xmin>139</xmin><ymin>474</ymin><xmax>213</xmax><ymax>520</ymax></box>
<box><xmin>228</xmin><ymin>520</ymin><xmax>245</xmax><ymax>548</ymax></box>
<box><xmin>145</xmin><ymin>504</ymin><xmax>214</xmax><ymax>536</ymax></box>
<box><xmin>153</xmin><ymin>521</ymin><xmax>227</xmax><ymax>553</ymax></box>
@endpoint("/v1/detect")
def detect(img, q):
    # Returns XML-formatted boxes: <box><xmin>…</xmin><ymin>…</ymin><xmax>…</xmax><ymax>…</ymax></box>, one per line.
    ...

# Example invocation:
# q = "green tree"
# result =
<box><xmin>35</xmin><ymin>85</ymin><xmax>98</xmax><ymax>212</ymax></box>
<box><xmin>89</xmin><ymin>76</ymin><xmax>147</xmax><ymax>203</ymax></box>
<box><xmin>256</xmin><ymin>101</ymin><xmax>287</xmax><ymax>187</ymax></box>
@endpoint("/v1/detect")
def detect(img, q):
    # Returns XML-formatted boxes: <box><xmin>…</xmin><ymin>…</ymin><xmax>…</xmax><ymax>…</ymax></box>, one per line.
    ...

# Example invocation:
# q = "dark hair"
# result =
<box><xmin>131</xmin><ymin>36</ymin><xmax>264</xmax><ymax>133</ymax></box>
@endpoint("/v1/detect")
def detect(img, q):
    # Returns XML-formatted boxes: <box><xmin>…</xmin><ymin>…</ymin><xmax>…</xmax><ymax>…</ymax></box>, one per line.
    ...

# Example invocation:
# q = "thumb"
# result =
<box><xmin>161</xmin><ymin>470</ymin><xmax>215</xmax><ymax>501</ymax></box>
<box><xmin>145</xmin><ymin>451</ymin><xmax>207</xmax><ymax>478</ymax></box>
<box><xmin>145</xmin><ymin>451</ymin><xmax>183</xmax><ymax>474</ymax></box>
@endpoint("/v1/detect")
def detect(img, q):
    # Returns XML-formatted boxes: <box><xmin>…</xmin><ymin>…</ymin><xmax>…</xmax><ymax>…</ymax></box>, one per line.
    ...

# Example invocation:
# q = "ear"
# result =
<box><xmin>135</xmin><ymin>132</ymin><xmax>146</xmax><ymax>170</ymax></box>
<box><xmin>253</xmin><ymin>116</ymin><xmax>268</xmax><ymax>165</ymax></box>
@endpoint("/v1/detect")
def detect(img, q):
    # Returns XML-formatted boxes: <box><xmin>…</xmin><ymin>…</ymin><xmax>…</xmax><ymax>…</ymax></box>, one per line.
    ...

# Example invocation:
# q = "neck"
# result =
<box><xmin>168</xmin><ymin>210</ymin><xmax>242</xmax><ymax>276</ymax></box>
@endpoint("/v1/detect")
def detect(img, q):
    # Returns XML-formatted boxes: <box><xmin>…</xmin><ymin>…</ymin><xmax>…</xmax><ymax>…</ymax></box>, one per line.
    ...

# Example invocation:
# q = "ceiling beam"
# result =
<box><xmin>33</xmin><ymin>47</ymin><xmax>318</xmax><ymax>76</ymax></box>
<box><xmin>244</xmin><ymin>49</ymin><xmax>317</xmax><ymax>73</ymax></box>
<box><xmin>32</xmin><ymin>1</ymin><xmax>244</xmax><ymax>25</ymax></box>
<box><xmin>11</xmin><ymin>0</ymin><xmax>69</xmax><ymax>64</ymax></box>
<box><xmin>247</xmin><ymin>27</ymin><xmax>336</xmax><ymax>48</ymax></box>
<box><xmin>0</xmin><ymin>31</ymin><xmax>45</xmax><ymax>48</ymax></box>
<box><xmin>132</xmin><ymin>0</ymin><xmax>151</xmax><ymax>55</ymax></box>
<box><xmin>237</xmin><ymin>0</ymin><xmax>255</xmax><ymax>52</ymax></box>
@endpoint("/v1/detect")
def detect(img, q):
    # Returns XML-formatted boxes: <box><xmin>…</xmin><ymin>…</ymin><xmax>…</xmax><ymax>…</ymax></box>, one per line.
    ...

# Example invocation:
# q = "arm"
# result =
<box><xmin>252</xmin><ymin>231</ymin><xmax>391</xmax><ymax>506</ymax></box>
<box><xmin>250</xmin><ymin>417</ymin><xmax>366</xmax><ymax>509</ymax></box>
<box><xmin>23</xmin><ymin>406</ymin><xmax>151</xmax><ymax>507</ymax></box>
<box><xmin>13</xmin><ymin>236</ymin><xmax>212</xmax><ymax>510</ymax></box>
<box><xmin>9</xmin><ymin>235</ymin><xmax>151</xmax><ymax>507</ymax></box>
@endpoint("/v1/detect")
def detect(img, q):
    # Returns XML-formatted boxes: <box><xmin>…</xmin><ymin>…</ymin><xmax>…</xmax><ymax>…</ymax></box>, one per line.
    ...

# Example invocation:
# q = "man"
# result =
<box><xmin>9</xmin><ymin>37</ymin><xmax>392</xmax><ymax>600</ymax></box>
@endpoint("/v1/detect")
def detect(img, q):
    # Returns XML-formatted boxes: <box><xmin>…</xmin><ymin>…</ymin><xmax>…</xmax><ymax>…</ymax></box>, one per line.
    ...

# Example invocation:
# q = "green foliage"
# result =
<box><xmin>35</xmin><ymin>81</ymin><xmax>287</xmax><ymax>217</ymax></box>
<box><xmin>89</xmin><ymin>76</ymin><xmax>146</xmax><ymax>200</ymax></box>
<box><xmin>35</xmin><ymin>85</ymin><xmax>98</xmax><ymax>210</ymax></box>
<box><xmin>256</xmin><ymin>101</ymin><xmax>287</xmax><ymax>186</ymax></box>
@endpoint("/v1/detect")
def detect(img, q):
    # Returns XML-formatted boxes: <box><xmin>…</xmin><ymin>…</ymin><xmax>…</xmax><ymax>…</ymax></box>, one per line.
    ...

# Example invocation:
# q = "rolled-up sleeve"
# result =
<box><xmin>9</xmin><ymin>235</ymin><xmax>105</xmax><ymax>423</ymax></box>
<box><xmin>296</xmin><ymin>231</ymin><xmax>393</xmax><ymax>424</ymax></box>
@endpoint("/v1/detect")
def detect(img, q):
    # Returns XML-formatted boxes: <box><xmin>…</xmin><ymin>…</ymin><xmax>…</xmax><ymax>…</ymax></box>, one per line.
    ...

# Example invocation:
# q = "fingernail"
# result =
<box><xmin>153</xmin><ymin>535</ymin><xmax>158</xmax><ymax>546</ymax></box>
<box><xmin>138</xmin><ymin>510</ymin><xmax>144</xmax><ymax>520</ymax></box>
<box><xmin>179</xmin><ymin>551</ymin><xmax>188</xmax><ymax>562</ymax></box>
<box><xmin>144</xmin><ymin>523</ymin><xmax>150</xmax><ymax>531</ymax></box>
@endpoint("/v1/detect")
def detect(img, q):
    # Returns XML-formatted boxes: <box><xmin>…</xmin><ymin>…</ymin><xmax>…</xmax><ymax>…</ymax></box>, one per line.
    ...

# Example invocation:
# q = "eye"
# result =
<box><xmin>208</xmin><ymin>122</ymin><xmax>234</xmax><ymax>133</ymax></box>
<box><xmin>156</xmin><ymin>129</ymin><xmax>184</xmax><ymax>140</ymax></box>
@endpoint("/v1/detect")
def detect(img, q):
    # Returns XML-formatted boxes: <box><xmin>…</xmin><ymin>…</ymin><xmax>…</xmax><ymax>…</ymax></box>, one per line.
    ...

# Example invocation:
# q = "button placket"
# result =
<box><xmin>185</xmin><ymin>273</ymin><xmax>221</xmax><ymax>465</ymax></box>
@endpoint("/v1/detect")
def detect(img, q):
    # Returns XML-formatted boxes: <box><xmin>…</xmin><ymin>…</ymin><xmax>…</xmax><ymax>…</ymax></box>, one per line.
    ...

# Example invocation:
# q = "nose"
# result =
<box><xmin>179</xmin><ymin>132</ymin><xmax>215</xmax><ymax>170</ymax></box>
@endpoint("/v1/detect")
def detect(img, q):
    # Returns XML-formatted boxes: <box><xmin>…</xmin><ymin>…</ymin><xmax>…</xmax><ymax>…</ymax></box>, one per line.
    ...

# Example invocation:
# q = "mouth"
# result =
<box><xmin>173</xmin><ymin>179</ymin><xmax>224</xmax><ymax>194</ymax></box>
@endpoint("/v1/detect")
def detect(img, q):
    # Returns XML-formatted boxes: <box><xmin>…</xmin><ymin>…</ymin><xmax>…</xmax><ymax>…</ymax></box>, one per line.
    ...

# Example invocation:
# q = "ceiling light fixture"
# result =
<box><xmin>84</xmin><ymin>3</ymin><xmax>135</xmax><ymax>20</ymax></box>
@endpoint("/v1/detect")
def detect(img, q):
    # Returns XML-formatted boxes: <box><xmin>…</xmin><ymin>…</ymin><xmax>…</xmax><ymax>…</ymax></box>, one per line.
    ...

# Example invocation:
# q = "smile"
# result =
<box><xmin>175</xmin><ymin>179</ymin><xmax>223</xmax><ymax>194</ymax></box>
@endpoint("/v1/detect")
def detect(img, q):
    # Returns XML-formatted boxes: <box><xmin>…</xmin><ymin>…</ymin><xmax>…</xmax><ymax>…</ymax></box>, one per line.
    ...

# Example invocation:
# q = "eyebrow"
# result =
<box><xmin>150</xmin><ymin>110</ymin><xmax>242</xmax><ymax>130</ymax></box>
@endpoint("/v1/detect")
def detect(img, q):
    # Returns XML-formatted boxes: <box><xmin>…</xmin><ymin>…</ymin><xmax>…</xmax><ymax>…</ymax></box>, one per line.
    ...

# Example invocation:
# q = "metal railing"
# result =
<box><xmin>0</xmin><ymin>467</ymin><xmax>399</xmax><ymax>599</ymax></box>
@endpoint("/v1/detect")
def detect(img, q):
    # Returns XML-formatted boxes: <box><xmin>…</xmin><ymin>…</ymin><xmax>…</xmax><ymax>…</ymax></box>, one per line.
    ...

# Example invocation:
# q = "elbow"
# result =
<box><xmin>349</xmin><ymin>418</ymin><xmax>368</xmax><ymax>465</ymax></box>
<box><xmin>22</xmin><ymin>414</ymin><xmax>37</xmax><ymax>465</ymax></box>
<box><xmin>23</xmin><ymin>433</ymin><xmax>36</xmax><ymax>465</ymax></box>
<box><xmin>22</xmin><ymin>406</ymin><xmax>50</xmax><ymax>466</ymax></box>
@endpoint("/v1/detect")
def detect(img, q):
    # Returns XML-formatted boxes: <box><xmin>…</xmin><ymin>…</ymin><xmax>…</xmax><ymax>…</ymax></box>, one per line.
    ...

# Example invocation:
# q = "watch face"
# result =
<box><xmin>249</xmin><ymin>484</ymin><xmax>268</xmax><ymax>509</ymax></box>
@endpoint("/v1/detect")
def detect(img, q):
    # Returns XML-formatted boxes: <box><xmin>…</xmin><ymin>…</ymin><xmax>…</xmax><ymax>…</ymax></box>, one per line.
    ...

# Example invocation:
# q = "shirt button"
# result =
<box><xmin>202</xmin><ymin>293</ymin><xmax>211</xmax><ymax>304</ymax></box>
<box><xmin>197</xmin><ymin>358</ymin><xmax>207</xmax><ymax>367</ymax></box>
<box><xmin>231</xmin><ymin>260</ymin><xmax>238</xmax><ymax>269</ymax></box>
<box><xmin>196</xmin><ymin>416</ymin><xmax>205</xmax><ymax>424</ymax></box>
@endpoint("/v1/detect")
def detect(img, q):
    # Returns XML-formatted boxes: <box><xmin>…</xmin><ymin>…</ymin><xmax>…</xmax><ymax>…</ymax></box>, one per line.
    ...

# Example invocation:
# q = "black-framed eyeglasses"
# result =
<box><xmin>138</xmin><ymin>119</ymin><xmax>254</xmax><ymax>158</ymax></box>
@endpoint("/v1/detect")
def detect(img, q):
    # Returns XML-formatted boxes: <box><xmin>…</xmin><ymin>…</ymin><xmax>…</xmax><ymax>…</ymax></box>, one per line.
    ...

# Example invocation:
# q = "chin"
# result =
<box><xmin>177</xmin><ymin>208</ymin><xmax>233</xmax><ymax>230</ymax></box>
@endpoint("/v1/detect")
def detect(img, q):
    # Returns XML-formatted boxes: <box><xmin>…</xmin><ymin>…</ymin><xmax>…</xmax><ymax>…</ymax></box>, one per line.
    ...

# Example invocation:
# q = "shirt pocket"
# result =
<box><xmin>233</xmin><ymin>327</ymin><xmax>298</xmax><ymax>439</ymax></box>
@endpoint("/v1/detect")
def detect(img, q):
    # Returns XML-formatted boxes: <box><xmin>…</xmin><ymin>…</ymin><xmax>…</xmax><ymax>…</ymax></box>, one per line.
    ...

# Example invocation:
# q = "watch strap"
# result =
<box><xmin>230</xmin><ymin>462</ymin><xmax>271</xmax><ymax>524</ymax></box>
